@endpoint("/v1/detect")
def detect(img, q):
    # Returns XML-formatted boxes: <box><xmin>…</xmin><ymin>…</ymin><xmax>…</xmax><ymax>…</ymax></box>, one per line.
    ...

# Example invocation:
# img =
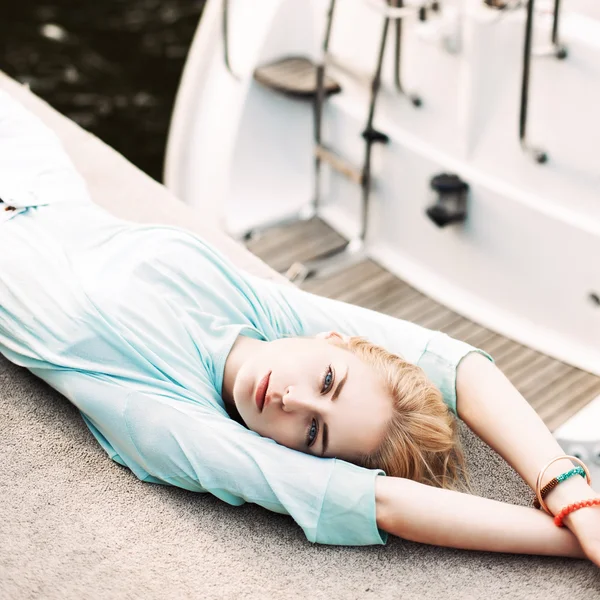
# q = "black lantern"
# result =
<box><xmin>425</xmin><ymin>173</ymin><xmax>469</xmax><ymax>228</ymax></box>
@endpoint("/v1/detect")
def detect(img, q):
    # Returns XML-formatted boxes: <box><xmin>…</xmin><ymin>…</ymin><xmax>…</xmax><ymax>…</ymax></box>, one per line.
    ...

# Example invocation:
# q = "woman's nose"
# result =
<box><xmin>281</xmin><ymin>386</ymin><xmax>319</xmax><ymax>413</ymax></box>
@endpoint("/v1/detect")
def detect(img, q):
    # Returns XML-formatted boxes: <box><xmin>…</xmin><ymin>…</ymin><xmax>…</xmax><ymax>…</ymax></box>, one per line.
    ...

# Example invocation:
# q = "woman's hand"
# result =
<box><xmin>564</xmin><ymin>502</ymin><xmax>600</xmax><ymax>567</ymax></box>
<box><xmin>541</xmin><ymin>474</ymin><xmax>600</xmax><ymax>567</ymax></box>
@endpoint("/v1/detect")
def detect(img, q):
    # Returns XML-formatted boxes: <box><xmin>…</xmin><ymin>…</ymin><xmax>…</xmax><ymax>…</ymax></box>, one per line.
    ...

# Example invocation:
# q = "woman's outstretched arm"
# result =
<box><xmin>374</xmin><ymin>475</ymin><xmax>586</xmax><ymax>559</ymax></box>
<box><xmin>454</xmin><ymin>352</ymin><xmax>600</xmax><ymax>565</ymax></box>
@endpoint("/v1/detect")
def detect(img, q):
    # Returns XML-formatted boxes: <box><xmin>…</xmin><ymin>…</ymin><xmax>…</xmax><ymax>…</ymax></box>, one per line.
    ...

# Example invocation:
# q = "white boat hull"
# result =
<box><xmin>165</xmin><ymin>0</ymin><xmax>600</xmax><ymax>376</ymax></box>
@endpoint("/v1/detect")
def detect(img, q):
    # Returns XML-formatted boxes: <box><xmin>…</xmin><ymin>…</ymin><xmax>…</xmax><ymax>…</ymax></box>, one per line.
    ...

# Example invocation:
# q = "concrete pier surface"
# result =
<box><xmin>0</xmin><ymin>72</ymin><xmax>598</xmax><ymax>599</ymax></box>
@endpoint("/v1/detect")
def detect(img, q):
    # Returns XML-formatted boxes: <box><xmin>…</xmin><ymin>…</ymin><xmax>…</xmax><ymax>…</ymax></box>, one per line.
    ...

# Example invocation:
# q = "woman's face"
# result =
<box><xmin>231</xmin><ymin>333</ymin><xmax>393</xmax><ymax>462</ymax></box>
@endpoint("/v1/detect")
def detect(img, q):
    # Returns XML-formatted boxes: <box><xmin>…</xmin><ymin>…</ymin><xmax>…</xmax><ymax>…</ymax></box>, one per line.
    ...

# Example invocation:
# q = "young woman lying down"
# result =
<box><xmin>0</xmin><ymin>90</ymin><xmax>598</xmax><ymax>566</ymax></box>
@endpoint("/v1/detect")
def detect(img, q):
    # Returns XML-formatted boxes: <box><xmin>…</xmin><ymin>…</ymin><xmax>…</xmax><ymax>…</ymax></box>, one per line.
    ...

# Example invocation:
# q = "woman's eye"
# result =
<box><xmin>306</xmin><ymin>419</ymin><xmax>318</xmax><ymax>448</ymax></box>
<box><xmin>321</xmin><ymin>365</ymin><xmax>334</xmax><ymax>394</ymax></box>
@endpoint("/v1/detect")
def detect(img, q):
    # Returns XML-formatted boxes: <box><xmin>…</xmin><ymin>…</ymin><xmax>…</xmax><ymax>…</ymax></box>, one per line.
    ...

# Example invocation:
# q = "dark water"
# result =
<box><xmin>2</xmin><ymin>1</ymin><xmax>206</xmax><ymax>182</ymax></box>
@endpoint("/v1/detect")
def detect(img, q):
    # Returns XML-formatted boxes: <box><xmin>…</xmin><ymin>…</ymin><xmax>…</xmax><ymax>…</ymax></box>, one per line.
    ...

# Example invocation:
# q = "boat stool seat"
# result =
<box><xmin>253</xmin><ymin>56</ymin><xmax>341</xmax><ymax>99</ymax></box>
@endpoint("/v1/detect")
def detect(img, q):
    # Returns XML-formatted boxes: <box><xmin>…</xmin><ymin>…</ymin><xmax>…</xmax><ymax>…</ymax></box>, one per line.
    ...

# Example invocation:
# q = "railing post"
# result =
<box><xmin>519</xmin><ymin>0</ymin><xmax>547</xmax><ymax>163</ymax></box>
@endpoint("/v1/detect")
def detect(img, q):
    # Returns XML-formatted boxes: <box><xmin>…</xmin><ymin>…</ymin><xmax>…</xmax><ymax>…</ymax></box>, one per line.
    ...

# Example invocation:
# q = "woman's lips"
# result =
<box><xmin>255</xmin><ymin>371</ymin><xmax>271</xmax><ymax>412</ymax></box>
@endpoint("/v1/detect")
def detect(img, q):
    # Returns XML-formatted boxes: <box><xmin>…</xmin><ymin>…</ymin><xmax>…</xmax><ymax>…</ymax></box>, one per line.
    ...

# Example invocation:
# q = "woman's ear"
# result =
<box><xmin>316</xmin><ymin>331</ymin><xmax>349</xmax><ymax>343</ymax></box>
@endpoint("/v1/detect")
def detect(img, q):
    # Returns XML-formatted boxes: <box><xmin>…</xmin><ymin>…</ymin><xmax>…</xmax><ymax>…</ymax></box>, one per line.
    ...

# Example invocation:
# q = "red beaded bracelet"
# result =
<box><xmin>554</xmin><ymin>498</ymin><xmax>600</xmax><ymax>527</ymax></box>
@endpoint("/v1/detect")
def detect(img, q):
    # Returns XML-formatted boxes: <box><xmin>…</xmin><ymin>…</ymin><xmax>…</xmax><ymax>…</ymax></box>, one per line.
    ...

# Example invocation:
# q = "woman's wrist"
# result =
<box><xmin>542</xmin><ymin>471</ymin><xmax>600</xmax><ymax>528</ymax></box>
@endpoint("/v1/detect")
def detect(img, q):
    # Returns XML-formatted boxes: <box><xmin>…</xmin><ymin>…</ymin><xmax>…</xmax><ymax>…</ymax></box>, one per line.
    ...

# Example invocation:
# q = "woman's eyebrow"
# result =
<box><xmin>332</xmin><ymin>366</ymin><xmax>349</xmax><ymax>402</ymax></box>
<box><xmin>321</xmin><ymin>367</ymin><xmax>349</xmax><ymax>456</ymax></box>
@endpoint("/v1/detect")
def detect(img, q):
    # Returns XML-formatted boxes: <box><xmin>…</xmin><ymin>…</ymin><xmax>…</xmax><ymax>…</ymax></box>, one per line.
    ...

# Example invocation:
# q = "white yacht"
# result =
<box><xmin>164</xmin><ymin>0</ymin><xmax>600</xmax><ymax>481</ymax></box>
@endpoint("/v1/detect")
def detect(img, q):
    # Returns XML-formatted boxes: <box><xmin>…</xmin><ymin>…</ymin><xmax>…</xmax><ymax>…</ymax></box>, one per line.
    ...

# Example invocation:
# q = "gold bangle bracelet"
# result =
<box><xmin>535</xmin><ymin>455</ymin><xmax>592</xmax><ymax>515</ymax></box>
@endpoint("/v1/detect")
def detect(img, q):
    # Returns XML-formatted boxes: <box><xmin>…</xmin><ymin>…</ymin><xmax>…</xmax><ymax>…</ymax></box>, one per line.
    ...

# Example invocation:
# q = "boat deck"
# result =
<box><xmin>247</xmin><ymin>218</ymin><xmax>600</xmax><ymax>432</ymax></box>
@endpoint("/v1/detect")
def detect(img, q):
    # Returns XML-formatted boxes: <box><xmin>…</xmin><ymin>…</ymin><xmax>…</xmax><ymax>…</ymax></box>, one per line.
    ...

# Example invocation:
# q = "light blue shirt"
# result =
<box><xmin>0</xmin><ymin>90</ymin><xmax>493</xmax><ymax>546</ymax></box>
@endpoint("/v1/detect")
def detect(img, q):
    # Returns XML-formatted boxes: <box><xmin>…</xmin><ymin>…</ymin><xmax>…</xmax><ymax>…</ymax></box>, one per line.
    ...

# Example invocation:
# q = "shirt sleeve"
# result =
<box><xmin>0</xmin><ymin>89</ymin><xmax>90</xmax><ymax>210</ymax></box>
<box><xmin>121</xmin><ymin>388</ymin><xmax>388</xmax><ymax>547</ymax></box>
<box><xmin>243</xmin><ymin>274</ymin><xmax>494</xmax><ymax>417</ymax></box>
<box><xmin>29</xmin><ymin>367</ymin><xmax>386</xmax><ymax>547</ymax></box>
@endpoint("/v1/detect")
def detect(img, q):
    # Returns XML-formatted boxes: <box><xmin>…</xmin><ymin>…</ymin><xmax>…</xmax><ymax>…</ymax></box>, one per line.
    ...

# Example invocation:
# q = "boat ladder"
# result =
<box><xmin>238</xmin><ymin>0</ymin><xmax>437</xmax><ymax>284</ymax></box>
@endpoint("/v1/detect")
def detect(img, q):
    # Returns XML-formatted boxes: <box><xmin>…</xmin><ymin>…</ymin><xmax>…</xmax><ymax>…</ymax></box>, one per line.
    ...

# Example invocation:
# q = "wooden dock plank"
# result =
<box><xmin>244</xmin><ymin>218</ymin><xmax>600</xmax><ymax>431</ymax></box>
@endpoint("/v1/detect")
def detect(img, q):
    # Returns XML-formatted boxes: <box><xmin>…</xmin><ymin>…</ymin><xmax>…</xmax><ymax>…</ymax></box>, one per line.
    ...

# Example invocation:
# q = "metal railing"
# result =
<box><xmin>519</xmin><ymin>0</ymin><xmax>567</xmax><ymax>163</ymax></box>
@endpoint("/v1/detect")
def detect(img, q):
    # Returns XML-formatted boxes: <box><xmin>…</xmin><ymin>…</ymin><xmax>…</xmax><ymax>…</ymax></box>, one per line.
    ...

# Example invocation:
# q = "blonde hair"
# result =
<box><xmin>334</xmin><ymin>335</ymin><xmax>472</xmax><ymax>493</ymax></box>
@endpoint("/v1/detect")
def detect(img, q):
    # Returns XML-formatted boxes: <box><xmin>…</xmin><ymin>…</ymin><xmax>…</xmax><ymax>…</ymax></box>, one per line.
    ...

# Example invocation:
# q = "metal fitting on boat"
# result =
<box><xmin>426</xmin><ymin>173</ymin><xmax>469</xmax><ymax>227</ymax></box>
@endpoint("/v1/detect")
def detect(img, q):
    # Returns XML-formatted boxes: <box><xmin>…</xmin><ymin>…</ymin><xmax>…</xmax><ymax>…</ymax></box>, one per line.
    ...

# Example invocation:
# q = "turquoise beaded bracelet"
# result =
<box><xmin>533</xmin><ymin>466</ymin><xmax>586</xmax><ymax>509</ymax></box>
